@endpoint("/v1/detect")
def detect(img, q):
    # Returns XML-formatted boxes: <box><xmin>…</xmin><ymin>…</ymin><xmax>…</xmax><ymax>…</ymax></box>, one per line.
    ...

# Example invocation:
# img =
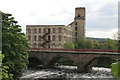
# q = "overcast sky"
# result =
<box><xmin>0</xmin><ymin>0</ymin><xmax>119</xmax><ymax>39</ymax></box>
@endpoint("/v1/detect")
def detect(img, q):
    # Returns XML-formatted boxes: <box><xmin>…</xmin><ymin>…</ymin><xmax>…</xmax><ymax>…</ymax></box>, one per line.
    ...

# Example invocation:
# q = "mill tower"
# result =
<box><xmin>74</xmin><ymin>7</ymin><xmax>86</xmax><ymax>41</ymax></box>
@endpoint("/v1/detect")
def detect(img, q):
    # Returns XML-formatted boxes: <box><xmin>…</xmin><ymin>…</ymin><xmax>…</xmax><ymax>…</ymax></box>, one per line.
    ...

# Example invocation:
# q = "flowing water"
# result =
<box><xmin>21</xmin><ymin>66</ymin><xmax>120</xmax><ymax>80</ymax></box>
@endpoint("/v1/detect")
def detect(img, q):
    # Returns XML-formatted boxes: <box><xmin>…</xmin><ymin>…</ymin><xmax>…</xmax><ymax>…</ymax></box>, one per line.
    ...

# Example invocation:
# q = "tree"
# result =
<box><xmin>93</xmin><ymin>41</ymin><xmax>100</xmax><ymax>49</ymax></box>
<box><xmin>2</xmin><ymin>12</ymin><xmax>29</xmax><ymax>79</ymax></box>
<box><xmin>75</xmin><ymin>38</ymin><xmax>86</xmax><ymax>49</ymax></box>
<box><xmin>75</xmin><ymin>38</ymin><xmax>95</xmax><ymax>49</ymax></box>
<box><xmin>0</xmin><ymin>51</ymin><xmax>13</xmax><ymax>79</ymax></box>
<box><xmin>85</xmin><ymin>38</ymin><xmax>94</xmax><ymax>49</ymax></box>
<box><xmin>100</xmin><ymin>38</ymin><xmax>118</xmax><ymax>50</ymax></box>
<box><xmin>64</xmin><ymin>41</ymin><xmax>74</xmax><ymax>49</ymax></box>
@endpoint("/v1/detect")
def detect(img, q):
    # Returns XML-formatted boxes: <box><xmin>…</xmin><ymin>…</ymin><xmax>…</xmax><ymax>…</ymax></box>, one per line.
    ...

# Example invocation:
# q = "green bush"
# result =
<box><xmin>111</xmin><ymin>57</ymin><xmax>120</xmax><ymax>78</ymax></box>
<box><xmin>111</xmin><ymin>62</ymin><xmax>120</xmax><ymax>78</ymax></box>
<box><xmin>64</xmin><ymin>41</ymin><xmax>74</xmax><ymax>49</ymax></box>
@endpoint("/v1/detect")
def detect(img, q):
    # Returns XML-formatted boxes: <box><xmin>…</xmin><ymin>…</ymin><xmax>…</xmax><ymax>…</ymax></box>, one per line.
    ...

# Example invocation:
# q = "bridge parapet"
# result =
<box><xmin>29</xmin><ymin>48</ymin><xmax>120</xmax><ymax>55</ymax></box>
<box><xmin>30</xmin><ymin>48</ymin><xmax>120</xmax><ymax>52</ymax></box>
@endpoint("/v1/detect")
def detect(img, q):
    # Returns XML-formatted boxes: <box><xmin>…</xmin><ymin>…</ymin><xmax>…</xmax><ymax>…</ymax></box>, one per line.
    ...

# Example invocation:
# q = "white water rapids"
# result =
<box><xmin>21</xmin><ymin>66</ymin><xmax>120</xmax><ymax>79</ymax></box>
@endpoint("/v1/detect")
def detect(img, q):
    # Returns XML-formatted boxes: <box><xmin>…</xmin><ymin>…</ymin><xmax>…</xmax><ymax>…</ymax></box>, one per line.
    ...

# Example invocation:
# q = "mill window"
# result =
<box><xmin>52</xmin><ymin>35</ymin><xmax>55</xmax><ymax>41</ymax></box>
<box><xmin>39</xmin><ymin>28</ymin><xmax>41</xmax><ymax>33</ymax></box>
<box><xmin>52</xmin><ymin>28</ymin><xmax>55</xmax><ymax>33</ymax></box>
<box><xmin>75</xmin><ymin>27</ymin><xmax>77</xmax><ymax>31</ymax></box>
<box><xmin>75</xmin><ymin>32</ymin><xmax>77</xmax><ymax>36</ymax></box>
<box><xmin>75</xmin><ymin>38</ymin><xmax>77</xmax><ymax>42</ymax></box>
<box><xmin>28</xmin><ymin>28</ymin><xmax>31</xmax><ymax>33</ymax></box>
<box><xmin>34</xmin><ymin>28</ymin><xmax>37</xmax><ymax>33</ymax></box>
<box><xmin>48</xmin><ymin>28</ymin><xmax>51</xmax><ymax>33</ymax></box>
<box><xmin>43</xmin><ymin>28</ymin><xmax>46</xmax><ymax>33</ymax></box>
<box><xmin>75</xmin><ymin>22</ymin><xmax>77</xmax><ymax>26</ymax></box>
<box><xmin>34</xmin><ymin>35</ymin><xmax>37</xmax><ymax>41</ymax></box>
<box><xmin>48</xmin><ymin>36</ymin><xmax>50</xmax><ymax>41</ymax></box>
<box><xmin>58</xmin><ymin>35</ymin><xmax>62</xmax><ymax>41</ymax></box>
<box><xmin>28</xmin><ymin>35</ymin><xmax>31</xmax><ymax>41</ymax></box>
<box><xmin>58</xmin><ymin>27</ymin><xmax>62</xmax><ymax>33</ymax></box>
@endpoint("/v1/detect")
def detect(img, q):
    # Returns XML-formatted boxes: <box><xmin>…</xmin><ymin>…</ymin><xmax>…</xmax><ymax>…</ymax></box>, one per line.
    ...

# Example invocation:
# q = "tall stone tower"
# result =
<box><xmin>74</xmin><ymin>7</ymin><xmax>86</xmax><ymax>41</ymax></box>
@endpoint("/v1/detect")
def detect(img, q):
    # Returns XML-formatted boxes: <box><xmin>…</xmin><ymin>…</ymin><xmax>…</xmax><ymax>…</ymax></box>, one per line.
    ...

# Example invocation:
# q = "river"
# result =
<box><xmin>21</xmin><ymin>66</ymin><xmax>120</xmax><ymax>80</ymax></box>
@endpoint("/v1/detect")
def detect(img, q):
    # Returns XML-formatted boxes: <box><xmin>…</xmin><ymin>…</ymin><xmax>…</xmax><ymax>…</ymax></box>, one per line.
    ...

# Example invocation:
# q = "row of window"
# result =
<box><xmin>28</xmin><ymin>35</ymin><xmax>62</xmax><ymax>41</ymax></box>
<box><xmin>28</xmin><ymin>27</ymin><xmax>62</xmax><ymax>34</ymax></box>
<box><xmin>29</xmin><ymin>43</ymin><xmax>63</xmax><ymax>48</ymax></box>
<box><xmin>29</xmin><ymin>43</ymin><xmax>63</xmax><ymax>46</ymax></box>
<box><xmin>28</xmin><ymin>24</ymin><xmax>77</xmax><ymax>34</ymax></box>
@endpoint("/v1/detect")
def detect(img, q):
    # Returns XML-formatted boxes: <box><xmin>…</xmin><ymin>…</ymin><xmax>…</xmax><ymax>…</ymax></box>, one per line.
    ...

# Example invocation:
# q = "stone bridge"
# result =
<box><xmin>28</xmin><ymin>50</ymin><xmax>120</xmax><ymax>72</ymax></box>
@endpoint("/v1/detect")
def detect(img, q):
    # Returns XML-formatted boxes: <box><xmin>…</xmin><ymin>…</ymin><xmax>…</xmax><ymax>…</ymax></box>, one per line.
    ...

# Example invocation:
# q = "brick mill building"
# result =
<box><xmin>26</xmin><ymin>7</ymin><xmax>86</xmax><ymax>48</ymax></box>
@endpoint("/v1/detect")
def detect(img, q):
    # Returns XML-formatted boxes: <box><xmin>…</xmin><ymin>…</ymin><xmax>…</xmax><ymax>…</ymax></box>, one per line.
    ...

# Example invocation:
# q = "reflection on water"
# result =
<box><xmin>21</xmin><ymin>66</ymin><xmax>119</xmax><ymax>79</ymax></box>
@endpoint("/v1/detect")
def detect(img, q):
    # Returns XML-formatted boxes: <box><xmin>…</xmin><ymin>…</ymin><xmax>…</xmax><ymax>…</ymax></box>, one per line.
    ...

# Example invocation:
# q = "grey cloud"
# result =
<box><xmin>85</xmin><ymin>2</ymin><xmax>118</xmax><ymax>31</ymax></box>
<box><xmin>87</xmin><ymin>15</ymin><xmax>117</xmax><ymax>31</ymax></box>
<box><xmin>96</xmin><ymin>2</ymin><xmax>117</xmax><ymax>16</ymax></box>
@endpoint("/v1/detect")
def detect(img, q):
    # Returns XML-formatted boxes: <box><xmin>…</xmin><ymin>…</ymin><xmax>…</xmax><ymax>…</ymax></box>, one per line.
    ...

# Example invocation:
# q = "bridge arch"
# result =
<box><xmin>47</xmin><ymin>55</ymin><xmax>76</xmax><ymax>68</ymax></box>
<box><xmin>84</xmin><ymin>56</ymin><xmax>116</xmax><ymax>71</ymax></box>
<box><xmin>28</xmin><ymin>57</ymin><xmax>42</xmax><ymax>69</ymax></box>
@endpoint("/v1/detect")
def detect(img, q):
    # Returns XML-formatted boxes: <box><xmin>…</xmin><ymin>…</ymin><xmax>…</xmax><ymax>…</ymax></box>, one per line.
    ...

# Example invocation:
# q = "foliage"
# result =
<box><xmin>85</xmin><ymin>38</ymin><xmax>94</xmax><ymax>49</ymax></box>
<box><xmin>75</xmin><ymin>38</ymin><xmax>86</xmax><ymax>49</ymax></box>
<box><xmin>2</xmin><ymin>12</ymin><xmax>30</xmax><ymax>78</ymax></box>
<box><xmin>75</xmin><ymin>37</ymin><xmax>118</xmax><ymax>50</ymax></box>
<box><xmin>0</xmin><ymin>51</ymin><xmax>13</xmax><ymax>79</ymax></box>
<box><xmin>111</xmin><ymin>61</ymin><xmax>120</xmax><ymax>78</ymax></box>
<box><xmin>58</xmin><ymin>57</ymin><xmax>75</xmax><ymax>66</ymax></box>
<box><xmin>75</xmin><ymin>38</ymin><xmax>94</xmax><ymax>49</ymax></box>
<box><xmin>64</xmin><ymin>41</ymin><xmax>74</xmax><ymax>49</ymax></box>
<box><xmin>100</xmin><ymin>38</ymin><xmax>118</xmax><ymax>50</ymax></box>
<box><xmin>92</xmin><ymin>41</ymin><xmax>100</xmax><ymax>49</ymax></box>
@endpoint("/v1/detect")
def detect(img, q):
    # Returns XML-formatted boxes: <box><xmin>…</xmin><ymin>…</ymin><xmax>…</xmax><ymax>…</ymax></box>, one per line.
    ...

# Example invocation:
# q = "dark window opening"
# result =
<box><xmin>78</xmin><ymin>14</ymin><xmax>80</xmax><ymax>17</ymax></box>
<box><xmin>34</xmin><ymin>35</ymin><xmax>36</xmax><ymax>41</ymax></box>
<box><xmin>75</xmin><ymin>38</ymin><xmax>77</xmax><ymax>42</ymax></box>
<box><xmin>75</xmin><ymin>27</ymin><xmax>77</xmax><ymax>31</ymax></box>
<box><xmin>48</xmin><ymin>28</ymin><xmax>51</xmax><ymax>33</ymax></box>
<box><xmin>48</xmin><ymin>45</ymin><xmax>50</xmax><ymax>48</ymax></box>
<box><xmin>58</xmin><ymin>35</ymin><xmax>62</xmax><ymax>41</ymax></box>
<box><xmin>48</xmin><ymin>36</ymin><xmax>50</xmax><ymax>41</ymax></box>
<box><xmin>75</xmin><ymin>32</ymin><xmax>77</xmax><ymax>36</ymax></box>
<box><xmin>75</xmin><ymin>22</ymin><xmax>77</xmax><ymax>25</ymax></box>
